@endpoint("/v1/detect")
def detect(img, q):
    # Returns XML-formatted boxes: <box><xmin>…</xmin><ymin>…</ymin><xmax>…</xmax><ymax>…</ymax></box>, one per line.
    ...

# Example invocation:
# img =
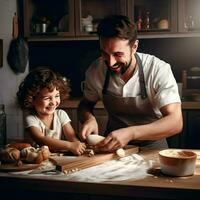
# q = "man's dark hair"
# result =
<box><xmin>97</xmin><ymin>15</ymin><xmax>137</xmax><ymax>45</ymax></box>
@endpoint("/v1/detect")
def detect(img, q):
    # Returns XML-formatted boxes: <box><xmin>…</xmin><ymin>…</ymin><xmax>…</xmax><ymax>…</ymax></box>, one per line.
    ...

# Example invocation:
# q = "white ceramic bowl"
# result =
<box><xmin>86</xmin><ymin>135</ymin><xmax>105</xmax><ymax>145</ymax></box>
<box><xmin>159</xmin><ymin>149</ymin><xmax>197</xmax><ymax>176</ymax></box>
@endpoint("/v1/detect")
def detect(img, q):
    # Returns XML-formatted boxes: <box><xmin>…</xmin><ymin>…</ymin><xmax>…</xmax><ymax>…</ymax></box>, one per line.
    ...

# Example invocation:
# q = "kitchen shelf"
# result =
<box><xmin>22</xmin><ymin>0</ymin><xmax>200</xmax><ymax>41</ymax></box>
<box><xmin>27</xmin><ymin>32</ymin><xmax>200</xmax><ymax>42</ymax></box>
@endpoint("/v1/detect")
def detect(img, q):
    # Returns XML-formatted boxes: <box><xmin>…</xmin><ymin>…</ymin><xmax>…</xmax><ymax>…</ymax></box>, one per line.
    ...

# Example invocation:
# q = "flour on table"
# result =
<box><xmin>65</xmin><ymin>153</ymin><xmax>152</xmax><ymax>182</ymax></box>
<box><xmin>9</xmin><ymin>154</ymin><xmax>153</xmax><ymax>182</ymax></box>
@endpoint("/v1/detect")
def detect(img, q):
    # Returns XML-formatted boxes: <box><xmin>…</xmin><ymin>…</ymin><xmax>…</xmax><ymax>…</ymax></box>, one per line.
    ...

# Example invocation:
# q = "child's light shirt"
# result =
<box><xmin>25</xmin><ymin>109</ymin><xmax>71</xmax><ymax>139</ymax></box>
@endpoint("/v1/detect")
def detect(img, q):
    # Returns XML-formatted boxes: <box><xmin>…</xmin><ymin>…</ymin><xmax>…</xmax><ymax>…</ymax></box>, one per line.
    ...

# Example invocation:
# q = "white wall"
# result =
<box><xmin>0</xmin><ymin>0</ymin><xmax>28</xmax><ymax>140</ymax></box>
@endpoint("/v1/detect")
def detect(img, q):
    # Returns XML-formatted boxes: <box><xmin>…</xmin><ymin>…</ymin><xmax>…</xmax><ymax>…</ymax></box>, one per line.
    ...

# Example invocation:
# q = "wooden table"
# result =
<box><xmin>0</xmin><ymin>149</ymin><xmax>199</xmax><ymax>200</ymax></box>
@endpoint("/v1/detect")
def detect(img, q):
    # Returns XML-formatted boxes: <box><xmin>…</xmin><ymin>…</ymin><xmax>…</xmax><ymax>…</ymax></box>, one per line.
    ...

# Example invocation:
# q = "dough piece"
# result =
<box><xmin>20</xmin><ymin>147</ymin><xmax>38</xmax><ymax>163</ymax></box>
<box><xmin>35</xmin><ymin>146</ymin><xmax>50</xmax><ymax>164</ymax></box>
<box><xmin>20</xmin><ymin>145</ymin><xmax>50</xmax><ymax>164</ymax></box>
<box><xmin>116</xmin><ymin>148</ymin><xmax>125</xmax><ymax>158</ymax></box>
<box><xmin>7</xmin><ymin>143</ymin><xmax>31</xmax><ymax>150</ymax></box>
<box><xmin>0</xmin><ymin>147</ymin><xmax>20</xmax><ymax>163</ymax></box>
<box><xmin>85</xmin><ymin>149</ymin><xmax>95</xmax><ymax>157</ymax></box>
<box><xmin>86</xmin><ymin>135</ymin><xmax>105</xmax><ymax>145</ymax></box>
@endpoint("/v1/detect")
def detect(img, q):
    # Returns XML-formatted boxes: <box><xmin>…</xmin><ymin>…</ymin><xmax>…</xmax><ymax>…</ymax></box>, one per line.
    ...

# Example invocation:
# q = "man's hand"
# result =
<box><xmin>96</xmin><ymin>127</ymin><xmax>133</xmax><ymax>152</ymax></box>
<box><xmin>80</xmin><ymin>116</ymin><xmax>99</xmax><ymax>140</ymax></box>
<box><xmin>77</xmin><ymin>98</ymin><xmax>98</xmax><ymax>141</ymax></box>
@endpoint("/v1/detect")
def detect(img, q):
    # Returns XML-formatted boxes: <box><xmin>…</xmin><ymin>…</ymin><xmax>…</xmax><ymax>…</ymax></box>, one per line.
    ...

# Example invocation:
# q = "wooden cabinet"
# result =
<box><xmin>22</xmin><ymin>0</ymin><xmax>200</xmax><ymax>40</ymax></box>
<box><xmin>74</xmin><ymin>0</ymin><xmax>126</xmax><ymax>37</ymax></box>
<box><xmin>167</xmin><ymin>111</ymin><xmax>187</xmax><ymax>148</ymax></box>
<box><xmin>167</xmin><ymin>110</ymin><xmax>200</xmax><ymax>149</ymax></box>
<box><xmin>178</xmin><ymin>0</ymin><xmax>200</xmax><ymax>33</ymax></box>
<box><xmin>127</xmin><ymin>0</ymin><xmax>178</xmax><ymax>36</ymax></box>
<box><xmin>22</xmin><ymin>0</ymin><xmax>126</xmax><ymax>40</ymax></box>
<box><xmin>23</xmin><ymin>0</ymin><xmax>75</xmax><ymax>38</ymax></box>
<box><xmin>63</xmin><ymin>108</ymin><xmax>79</xmax><ymax>134</ymax></box>
<box><xmin>186</xmin><ymin>110</ymin><xmax>200</xmax><ymax>149</ymax></box>
<box><xmin>128</xmin><ymin>0</ymin><xmax>200</xmax><ymax>38</ymax></box>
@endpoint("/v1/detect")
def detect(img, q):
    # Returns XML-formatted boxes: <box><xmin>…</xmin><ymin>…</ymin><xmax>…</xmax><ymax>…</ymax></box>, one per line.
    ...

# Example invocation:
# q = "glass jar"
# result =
<box><xmin>0</xmin><ymin>104</ymin><xmax>6</xmax><ymax>147</ymax></box>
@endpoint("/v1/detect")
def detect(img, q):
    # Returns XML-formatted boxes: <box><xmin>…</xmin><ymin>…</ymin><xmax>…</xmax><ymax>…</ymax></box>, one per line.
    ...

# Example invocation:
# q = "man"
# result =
<box><xmin>78</xmin><ymin>15</ymin><xmax>182</xmax><ymax>151</ymax></box>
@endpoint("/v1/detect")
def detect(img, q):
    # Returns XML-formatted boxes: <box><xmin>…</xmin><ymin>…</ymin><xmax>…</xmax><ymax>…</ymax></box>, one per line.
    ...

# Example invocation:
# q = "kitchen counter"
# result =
<box><xmin>60</xmin><ymin>98</ymin><xmax>200</xmax><ymax>110</ymax></box>
<box><xmin>0</xmin><ymin>149</ymin><xmax>199</xmax><ymax>200</ymax></box>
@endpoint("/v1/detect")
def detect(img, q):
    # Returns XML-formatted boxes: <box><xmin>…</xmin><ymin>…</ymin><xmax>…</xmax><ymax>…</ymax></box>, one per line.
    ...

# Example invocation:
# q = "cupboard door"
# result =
<box><xmin>75</xmin><ymin>0</ymin><xmax>127</xmax><ymax>37</ymax></box>
<box><xmin>187</xmin><ymin>110</ymin><xmax>200</xmax><ymax>149</ymax></box>
<box><xmin>178</xmin><ymin>0</ymin><xmax>200</xmax><ymax>33</ymax></box>
<box><xmin>23</xmin><ymin>0</ymin><xmax>75</xmax><ymax>38</ymax></box>
<box><xmin>167</xmin><ymin>111</ymin><xmax>187</xmax><ymax>148</ymax></box>
<box><xmin>62</xmin><ymin>108</ymin><xmax>79</xmax><ymax>134</ymax></box>
<box><xmin>127</xmin><ymin>0</ymin><xmax>177</xmax><ymax>35</ymax></box>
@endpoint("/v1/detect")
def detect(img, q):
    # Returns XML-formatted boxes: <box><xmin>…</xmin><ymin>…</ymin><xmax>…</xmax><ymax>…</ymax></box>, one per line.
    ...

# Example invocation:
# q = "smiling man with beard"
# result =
<box><xmin>78</xmin><ymin>15</ymin><xmax>183</xmax><ymax>152</ymax></box>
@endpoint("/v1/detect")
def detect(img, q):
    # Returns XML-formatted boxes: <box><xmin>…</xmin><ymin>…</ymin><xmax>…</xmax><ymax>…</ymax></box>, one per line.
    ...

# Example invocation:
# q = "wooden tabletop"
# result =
<box><xmin>0</xmin><ymin>149</ymin><xmax>199</xmax><ymax>200</ymax></box>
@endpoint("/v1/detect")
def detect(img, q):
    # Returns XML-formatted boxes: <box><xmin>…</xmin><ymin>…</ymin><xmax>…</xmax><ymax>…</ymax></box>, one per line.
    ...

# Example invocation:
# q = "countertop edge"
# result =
<box><xmin>59</xmin><ymin>98</ymin><xmax>200</xmax><ymax>110</ymax></box>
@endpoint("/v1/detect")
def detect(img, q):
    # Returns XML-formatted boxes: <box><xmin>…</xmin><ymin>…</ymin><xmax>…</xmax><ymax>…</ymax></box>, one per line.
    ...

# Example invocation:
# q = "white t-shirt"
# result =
<box><xmin>84</xmin><ymin>52</ymin><xmax>181</xmax><ymax>118</ymax></box>
<box><xmin>25</xmin><ymin>109</ymin><xmax>71</xmax><ymax>139</ymax></box>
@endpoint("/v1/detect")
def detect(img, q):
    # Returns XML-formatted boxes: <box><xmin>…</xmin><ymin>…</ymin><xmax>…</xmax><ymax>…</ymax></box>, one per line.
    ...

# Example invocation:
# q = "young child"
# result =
<box><xmin>17</xmin><ymin>67</ymin><xmax>86</xmax><ymax>155</ymax></box>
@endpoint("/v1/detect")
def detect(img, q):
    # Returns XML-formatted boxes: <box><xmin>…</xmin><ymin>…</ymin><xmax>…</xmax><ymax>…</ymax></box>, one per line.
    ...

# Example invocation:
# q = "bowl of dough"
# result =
<box><xmin>159</xmin><ymin>149</ymin><xmax>197</xmax><ymax>176</ymax></box>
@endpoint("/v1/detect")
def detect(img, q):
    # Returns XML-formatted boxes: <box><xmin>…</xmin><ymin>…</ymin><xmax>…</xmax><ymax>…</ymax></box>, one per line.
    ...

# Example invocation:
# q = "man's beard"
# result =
<box><xmin>107</xmin><ymin>58</ymin><xmax>132</xmax><ymax>76</ymax></box>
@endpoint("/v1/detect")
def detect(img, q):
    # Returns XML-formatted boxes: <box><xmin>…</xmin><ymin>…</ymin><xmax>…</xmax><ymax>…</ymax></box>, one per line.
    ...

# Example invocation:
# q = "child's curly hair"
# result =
<box><xmin>17</xmin><ymin>67</ymin><xmax>71</xmax><ymax>112</ymax></box>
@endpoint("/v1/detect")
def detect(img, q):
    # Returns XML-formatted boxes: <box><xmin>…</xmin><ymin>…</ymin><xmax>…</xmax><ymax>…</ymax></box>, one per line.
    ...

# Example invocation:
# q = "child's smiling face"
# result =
<box><xmin>32</xmin><ymin>87</ymin><xmax>61</xmax><ymax>117</ymax></box>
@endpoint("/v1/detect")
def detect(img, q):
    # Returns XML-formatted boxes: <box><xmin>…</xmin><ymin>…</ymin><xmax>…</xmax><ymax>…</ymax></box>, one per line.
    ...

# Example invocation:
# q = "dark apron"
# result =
<box><xmin>102</xmin><ymin>53</ymin><xmax>168</xmax><ymax>149</ymax></box>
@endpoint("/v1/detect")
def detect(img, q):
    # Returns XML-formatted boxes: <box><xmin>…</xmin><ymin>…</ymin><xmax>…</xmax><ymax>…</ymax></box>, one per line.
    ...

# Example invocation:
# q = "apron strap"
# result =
<box><xmin>102</xmin><ymin>69</ymin><xmax>110</xmax><ymax>95</ymax></box>
<box><xmin>135</xmin><ymin>53</ymin><xmax>147</xmax><ymax>99</ymax></box>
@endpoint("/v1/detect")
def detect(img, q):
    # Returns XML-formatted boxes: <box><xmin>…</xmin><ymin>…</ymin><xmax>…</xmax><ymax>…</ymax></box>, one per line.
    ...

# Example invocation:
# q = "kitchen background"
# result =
<box><xmin>1</xmin><ymin>0</ymin><xmax>200</xmax><ymax>142</ymax></box>
<box><xmin>29</xmin><ymin>37</ymin><xmax>200</xmax><ymax>97</ymax></box>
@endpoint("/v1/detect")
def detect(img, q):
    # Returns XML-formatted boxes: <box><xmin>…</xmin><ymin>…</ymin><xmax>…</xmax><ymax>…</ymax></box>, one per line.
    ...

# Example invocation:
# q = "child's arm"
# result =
<box><xmin>26</xmin><ymin>126</ymin><xmax>86</xmax><ymax>155</ymax></box>
<box><xmin>62</xmin><ymin>122</ymin><xmax>80</xmax><ymax>142</ymax></box>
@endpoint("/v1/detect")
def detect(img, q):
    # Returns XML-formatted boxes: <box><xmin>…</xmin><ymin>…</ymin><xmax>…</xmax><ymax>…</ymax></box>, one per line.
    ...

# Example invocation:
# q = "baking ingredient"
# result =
<box><xmin>0</xmin><ymin>144</ymin><xmax>50</xmax><ymax>164</ymax></box>
<box><xmin>86</xmin><ymin>134</ymin><xmax>105</xmax><ymax>145</ymax></box>
<box><xmin>159</xmin><ymin>149</ymin><xmax>197</xmax><ymax>176</ymax></box>
<box><xmin>65</xmin><ymin>153</ymin><xmax>151</xmax><ymax>182</ymax></box>
<box><xmin>21</xmin><ymin>146</ymin><xmax>50</xmax><ymax>164</ymax></box>
<box><xmin>0</xmin><ymin>147</ymin><xmax>20</xmax><ymax>163</ymax></box>
<box><xmin>86</xmin><ymin>134</ymin><xmax>126</xmax><ymax>157</ymax></box>
<box><xmin>116</xmin><ymin>148</ymin><xmax>125</xmax><ymax>158</ymax></box>
<box><xmin>7</xmin><ymin>143</ymin><xmax>31</xmax><ymax>150</ymax></box>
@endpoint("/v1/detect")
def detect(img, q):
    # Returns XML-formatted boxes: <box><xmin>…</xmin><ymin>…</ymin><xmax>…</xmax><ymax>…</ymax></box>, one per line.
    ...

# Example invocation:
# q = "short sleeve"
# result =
<box><xmin>151</xmin><ymin>59</ymin><xmax>181</xmax><ymax>108</ymax></box>
<box><xmin>25</xmin><ymin>114</ymin><xmax>42</xmax><ymax>129</ymax></box>
<box><xmin>56</xmin><ymin>109</ymin><xmax>71</xmax><ymax>126</ymax></box>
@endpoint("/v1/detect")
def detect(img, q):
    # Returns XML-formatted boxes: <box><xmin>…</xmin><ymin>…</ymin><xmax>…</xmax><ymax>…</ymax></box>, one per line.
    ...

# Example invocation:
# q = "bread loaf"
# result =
<box><xmin>20</xmin><ymin>147</ymin><xmax>39</xmax><ymax>163</ymax></box>
<box><xmin>35</xmin><ymin>146</ymin><xmax>50</xmax><ymax>164</ymax></box>
<box><xmin>7</xmin><ymin>143</ymin><xmax>31</xmax><ymax>150</ymax></box>
<box><xmin>0</xmin><ymin>144</ymin><xmax>50</xmax><ymax>164</ymax></box>
<box><xmin>0</xmin><ymin>147</ymin><xmax>20</xmax><ymax>163</ymax></box>
<box><xmin>20</xmin><ymin>146</ymin><xmax>50</xmax><ymax>164</ymax></box>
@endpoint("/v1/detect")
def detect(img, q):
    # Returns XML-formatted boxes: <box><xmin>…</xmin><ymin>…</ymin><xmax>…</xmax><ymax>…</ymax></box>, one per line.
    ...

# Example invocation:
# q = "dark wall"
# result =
<box><xmin>29</xmin><ymin>40</ymin><xmax>100</xmax><ymax>97</ymax></box>
<box><xmin>29</xmin><ymin>37</ymin><xmax>200</xmax><ymax>97</ymax></box>
<box><xmin>138</xmin><ymin>37</ymin><xmax>200</xmax><ymax>82</ymax></box>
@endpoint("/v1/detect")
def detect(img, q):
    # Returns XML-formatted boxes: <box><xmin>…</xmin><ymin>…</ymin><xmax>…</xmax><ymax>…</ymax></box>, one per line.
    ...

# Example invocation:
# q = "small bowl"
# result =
<box><xmin>86</xmin><ymin>135</ymin><xmax>105</xmax><ymax>145</ymax></box>
<box><xmin>159</xmin><ymin>149</ymin><xmax>197</xmax><ymax>176</ymax></box>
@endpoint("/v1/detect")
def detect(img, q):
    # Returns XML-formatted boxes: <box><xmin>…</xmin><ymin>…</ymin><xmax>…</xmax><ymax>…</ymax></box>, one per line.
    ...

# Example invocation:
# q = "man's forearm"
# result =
<box><xmin>129</xmin><ymin>103</ymin><xmax>183</xmax><ymax>141</ymax></box>
<box><xmin>77</xmin><ymin>99</ymin><xmax>96</xmax><ymax>123</ymax></box>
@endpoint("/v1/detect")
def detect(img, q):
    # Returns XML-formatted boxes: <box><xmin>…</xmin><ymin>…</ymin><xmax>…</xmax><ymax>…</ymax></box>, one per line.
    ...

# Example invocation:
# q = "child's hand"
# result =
<box><xmin>69</xmin><ymin>141</ymin><xmax>86</xmax><ymax>156</ymax></box>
